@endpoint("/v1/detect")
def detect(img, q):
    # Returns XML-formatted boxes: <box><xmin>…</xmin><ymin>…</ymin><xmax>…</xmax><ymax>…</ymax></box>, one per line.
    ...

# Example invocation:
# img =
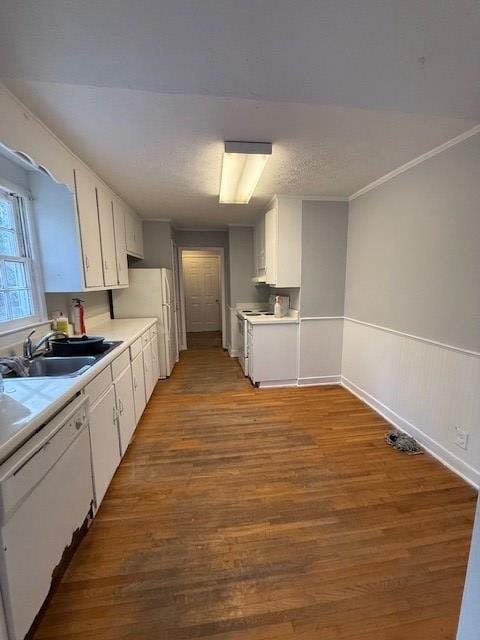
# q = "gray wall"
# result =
<box><xmin>301</xmin><ymin>200</ymin><xmax>348</xmax><ymax>317</ymax></box>
<box><xmin>345</xmin><ymin>133</ymin><xmax>480</xmax><ymax>352</ymax></box>
<box><xmin>229</xmin><ymin>227</ymin><xmax>268</xmax><ymax>305</ymax></box>
<box><xmin>136</xmin><ymin>221</ymin><xmax>173</xmax><ymax>269</ymax></box>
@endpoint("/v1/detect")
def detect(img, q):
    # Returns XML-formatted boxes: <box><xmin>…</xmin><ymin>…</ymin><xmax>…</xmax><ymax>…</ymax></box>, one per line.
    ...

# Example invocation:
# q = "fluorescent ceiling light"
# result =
<box><xmin>219</xmin><ymin>141</ymin><xmax>272</xmax><ymax>204</ymax></box>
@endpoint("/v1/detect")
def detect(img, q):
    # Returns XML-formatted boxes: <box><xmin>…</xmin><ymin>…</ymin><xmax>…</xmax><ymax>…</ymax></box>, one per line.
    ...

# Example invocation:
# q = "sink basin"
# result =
<box><xmin>28</xmin><ymin>356</ymin><xmax>96</xmax><ymax>377</ymax></box>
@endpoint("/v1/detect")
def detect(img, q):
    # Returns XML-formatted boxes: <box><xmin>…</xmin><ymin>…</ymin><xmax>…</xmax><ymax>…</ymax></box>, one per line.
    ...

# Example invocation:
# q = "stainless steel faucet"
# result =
<box><xmin>23</xmin><ymin>329</ymin><xmax>68</xmax><ymax>359</ymax></box>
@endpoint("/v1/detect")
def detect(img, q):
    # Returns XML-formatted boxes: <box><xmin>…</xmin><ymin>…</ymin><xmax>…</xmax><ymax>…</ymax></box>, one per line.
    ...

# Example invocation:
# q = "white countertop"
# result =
<box><xmin>246</xmin><ymin>314</ymin><xmax>299</xmax><ymax>325</ymax></box>
<box><xmin>239</xmin><ymin>309</ymin><xmax>299</xmax><ymax>325</ymax></box>
<box><xmin>0</xmin><ymin>317</ymin><xmax>157</xmax><ymax>462</ymax></box>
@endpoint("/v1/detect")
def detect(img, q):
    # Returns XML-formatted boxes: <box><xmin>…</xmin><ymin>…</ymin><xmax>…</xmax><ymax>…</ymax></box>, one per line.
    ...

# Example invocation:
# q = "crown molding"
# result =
<box><xmin>349</xmin><ymin>124</ymin><xmax>480</xmax><ymax>201</ymax></box>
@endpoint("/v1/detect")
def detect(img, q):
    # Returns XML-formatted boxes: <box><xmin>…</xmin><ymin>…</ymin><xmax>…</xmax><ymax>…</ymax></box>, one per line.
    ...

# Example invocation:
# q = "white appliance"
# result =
<box><xmin>236</xmin><ymin>307</ymin><xmax>271</xmax><ymax>376</ymax></box>
<box><xmin>0</xmin><ymin>395</ymin><xmax>93</xmax><ymax>640</ymax></box>
<box><xmin>112</xmin><ymin>269</ymin><xmax>178</xmax><ymax>378</ymax></box>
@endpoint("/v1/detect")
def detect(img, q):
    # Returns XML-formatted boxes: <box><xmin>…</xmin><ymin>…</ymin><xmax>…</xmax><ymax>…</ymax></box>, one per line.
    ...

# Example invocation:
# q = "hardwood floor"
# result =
<box><xmin>187</xmin><ymin>331</ymin><xmax>223</xmax><ymax>349</ymax></box>
<box><xmin>32</xmin><ymin>343</ymin><xmax>476</xmax><ymax>639</ymax></box>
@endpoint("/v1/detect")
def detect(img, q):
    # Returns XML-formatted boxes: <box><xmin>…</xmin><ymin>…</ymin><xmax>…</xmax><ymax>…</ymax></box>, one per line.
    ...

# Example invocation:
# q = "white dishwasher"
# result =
<box><xmin>0</xmin><ymin>394</ymin><xmax>94</xmax><ymax>640</ymax></box>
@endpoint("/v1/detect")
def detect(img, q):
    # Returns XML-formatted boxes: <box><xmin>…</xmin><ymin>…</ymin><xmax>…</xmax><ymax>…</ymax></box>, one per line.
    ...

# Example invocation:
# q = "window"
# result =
<box><xmin>0</xmin><ymin>189</ymin><xmax>44</xmax><ymax>332</ymax></box>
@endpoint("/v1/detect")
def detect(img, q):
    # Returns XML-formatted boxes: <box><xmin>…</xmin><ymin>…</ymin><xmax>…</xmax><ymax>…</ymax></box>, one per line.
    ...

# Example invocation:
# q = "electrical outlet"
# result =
<box><xmin>455</xmin><ymin>427</ymin><xmax>469</xmax><ymax>450</ymax></box>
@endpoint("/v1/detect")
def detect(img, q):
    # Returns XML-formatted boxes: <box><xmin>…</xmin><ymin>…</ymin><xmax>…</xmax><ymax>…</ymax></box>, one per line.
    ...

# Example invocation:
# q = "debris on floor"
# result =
<box><xmin>385</xmin><ymin>430</ymin><xmax>423</xmax><ymax>455</ymax></box>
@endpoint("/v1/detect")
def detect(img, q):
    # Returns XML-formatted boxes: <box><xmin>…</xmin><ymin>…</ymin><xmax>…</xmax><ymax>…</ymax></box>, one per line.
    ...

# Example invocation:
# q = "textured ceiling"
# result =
<box><xmin>1</xmin><ymin>1</ymin><xmax>479</xmax><ymax>227</ymax></box>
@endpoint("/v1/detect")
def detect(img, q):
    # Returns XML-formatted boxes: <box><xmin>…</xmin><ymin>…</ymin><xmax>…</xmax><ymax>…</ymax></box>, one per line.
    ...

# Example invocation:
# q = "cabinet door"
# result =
<box><xmin>143</xmin><ymin>343</ymin><xmax>154</xmax><ymax>400</ymax></box>
<box><xmin>97</xmin><ymin>187</ymin><xmax>117</xmax><ymax>287</ymax></box>
<box><xmin>247</xmin><ymin>328</ymin><xmax>254</xmax><ymax>382</ymax></box>
<box><xmin>131</xmin><ymin>353</ymin><xmax>147</xmax><ymax>423</ymax></box>
<box><xmin>255</xmin><ymin>215</ymin><xmax>266</xmax><ymax>273</ymax></box>
<box><xmin>125</xmin><ymin>209</ymin><xmax>141</xmax><ymax>257</ymax></box>
<box><xmin>73</xmin><ymin>167</ymin><xmax>104</xmax><ymax>287</ymax></box>
<box><xmin>265</xmin><ymin>208</ymin><xmax>277</xmax><ymax>285</ymax></box>
<box><xmin>89</xmin><ymin>385</ymin><xmax>121</xmax><ymax>507</ymax></box>
<box><xmin>248</xmin><ymin>324</ymin><xmax>298</xmax><ymax>383</ymax></box>
<box><xmin>114</xmin><ymin>365</ymin><xmax>136</xmax><ymax>456</ymax></box>
<box><xmin>112</xmin><ymin>202</ymin><xmax>129</xmax><ymax>286</ymax></box>
<box><xmin>135</xmin><ymin>216</ymin><xmax>144</xmax><ymax>258</ymax></box>
<box><xmin>150</xmin><ymin>336</ymin><xmax>160</xmax><ymax>383</ymax></box>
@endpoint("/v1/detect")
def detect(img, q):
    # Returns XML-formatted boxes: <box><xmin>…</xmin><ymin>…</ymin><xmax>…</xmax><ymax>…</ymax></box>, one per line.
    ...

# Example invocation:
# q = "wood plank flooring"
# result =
<box><xmin>32</xmin><ymin>342</ymin><xmax>476</xmax><ymax>639</ymax></box>
<box><xmin>187</xmin><ymin>331</ymin><xmax>223</xmax><ymax>349</ymax></box>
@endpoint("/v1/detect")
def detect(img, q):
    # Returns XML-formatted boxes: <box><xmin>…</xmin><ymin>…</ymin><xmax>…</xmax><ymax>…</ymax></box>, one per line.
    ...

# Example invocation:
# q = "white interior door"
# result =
<box><xmin>183</xmin><ymin>254</ymin><xmax>220</xmax><ymax>332</ymax></box>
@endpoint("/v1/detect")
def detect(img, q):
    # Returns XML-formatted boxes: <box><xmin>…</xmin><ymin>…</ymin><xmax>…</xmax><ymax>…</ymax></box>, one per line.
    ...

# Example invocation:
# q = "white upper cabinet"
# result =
<box><xmin>253</xmin><ymin>215</ymin><xmax>266</xmax><ymax>281</ymax></box>
<box><xmin>113</xmin><ymin>202</ymin><xmax>129</xmax><ymax>286</ymax></box>
<box><xmin>125</xmin><ymin>210</ymin><xmax>144</xmax><ymax>258</ymax></box>
<box><xmin>0</xmin><ymin>88</ymin><xmax>75</xmax><ymax>191</ymax></box>
<box><xmin>32</xmin><ymin>164</ymin><xmax>131</xmax><ymax>292</ymax></box>
<box><xmin>73</xmin><ymin>167</ymin><xmax>104</xmax><ymax>288</ymax></box>
<box><xmin>97</xmin><ymin>187</ymin><xmax>118</xmax><ymax>287</ymax></box>
<box><xmin>264</xmin><ymin>196</ymin><xmax>302</xmax><ymax>288</ymax></box>
<box><xmin>0</xmin><ymin>84</ymin><xmax>135</xmax><ymax>291</ymax></box>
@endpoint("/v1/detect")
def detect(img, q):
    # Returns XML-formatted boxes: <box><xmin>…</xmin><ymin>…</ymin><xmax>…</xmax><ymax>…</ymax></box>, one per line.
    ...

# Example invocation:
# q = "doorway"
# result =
<box><xmin>178</xmin><ymin>248</ymin><xmax>226</xmax><ymax>351</ymax></box>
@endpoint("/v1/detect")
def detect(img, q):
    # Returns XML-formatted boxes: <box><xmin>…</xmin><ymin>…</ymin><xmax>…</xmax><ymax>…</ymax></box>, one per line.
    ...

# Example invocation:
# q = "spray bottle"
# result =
<box><xmin>72</xmin><ymin>298</ymin><xmax>86</xmax><ymax>335</ymax></box>
<box><xmin>274</xmin><ymin>295</ymin><xmax>282</xmax><ymax>318</ymax></box>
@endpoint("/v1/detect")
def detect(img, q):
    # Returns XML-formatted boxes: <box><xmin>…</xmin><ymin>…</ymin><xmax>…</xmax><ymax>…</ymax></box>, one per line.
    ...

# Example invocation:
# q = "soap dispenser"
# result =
<box><xmin>274</xmin><ymin>295</ymin><xmax>282</xmax><ymax>318</ymax></box>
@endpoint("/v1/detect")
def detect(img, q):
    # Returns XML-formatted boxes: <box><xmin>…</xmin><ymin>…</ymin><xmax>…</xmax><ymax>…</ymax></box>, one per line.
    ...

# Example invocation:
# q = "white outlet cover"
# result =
<box><xmin>455</xmin><ymin>427</ymin><xmax>469</xmax><ymax>450</ymax></box>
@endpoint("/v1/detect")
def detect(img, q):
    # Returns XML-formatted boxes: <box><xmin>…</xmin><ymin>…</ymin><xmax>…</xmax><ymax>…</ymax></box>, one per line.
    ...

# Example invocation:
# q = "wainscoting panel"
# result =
<box><xmin>342</xmin><ymin>318</ymin><xmax>480</xmax><ymax>487</ymax></box>
<box><xmin>298</xmin><ymin>318</ymin><xmax>344</xmax><ymax>384</ymax></box>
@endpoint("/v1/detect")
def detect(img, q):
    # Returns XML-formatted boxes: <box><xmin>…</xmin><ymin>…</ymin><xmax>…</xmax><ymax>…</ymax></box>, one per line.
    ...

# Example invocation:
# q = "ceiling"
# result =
<box><xmin>1</xmin><ymin>1</ymin><xmax>478</xmax><ymax>228</ymax></box>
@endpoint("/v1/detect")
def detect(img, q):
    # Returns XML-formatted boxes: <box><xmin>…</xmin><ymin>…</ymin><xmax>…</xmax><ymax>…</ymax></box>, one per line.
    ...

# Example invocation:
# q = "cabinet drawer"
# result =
<box><xmin>84</xmin><ymin>366</ymin><xmax>113</xmax><ymax>404</ymax></box>
<box><xmin>141</xmin><ymin>331</ymin><xmax>150</xmax><ymax>348</ymax></box>
<box><xmin>111</xmin><ymin>348</ymin><xmax>130</xmax><ymax>380</ymax></box>
<box><xmin>130</xmin><ymin>337</ymin><xmax>143</xmax><ymax>360</ymax></box>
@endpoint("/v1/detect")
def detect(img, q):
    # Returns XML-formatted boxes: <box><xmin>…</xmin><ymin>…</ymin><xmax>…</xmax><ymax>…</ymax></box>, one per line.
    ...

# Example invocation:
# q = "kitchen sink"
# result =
<box><xmin>4</xmin><ymin>341</ymin><xmax>123</xmax><ymax>378</ymax></box>
<box><xmin>28</xmin><ymin>356</ymin><xmax>96</xmax><ymax>377</ymax></box>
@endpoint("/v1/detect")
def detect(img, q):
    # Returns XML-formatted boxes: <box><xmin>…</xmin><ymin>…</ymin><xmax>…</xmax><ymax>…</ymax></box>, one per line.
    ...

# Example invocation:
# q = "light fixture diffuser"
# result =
<box><xmin>219</xmin><ymin>141</ymin><xmax>272</xmax><ymax>204</ymax></box>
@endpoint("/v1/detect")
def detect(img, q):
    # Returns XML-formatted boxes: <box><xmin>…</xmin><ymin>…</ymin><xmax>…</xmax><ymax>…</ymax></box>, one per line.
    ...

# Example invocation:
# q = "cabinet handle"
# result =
<box><xmin>112</xmin><ymin>406</ymin><xmax>117</xmax><ymax>425</ymax></box>
<box><xmin>85</xmin><ymin>255</ymin><xmax>90</xmax><ymax>269</ymax></box>
<box><xmin>119</xmin><ymin>398</ymin><xmax>124</xmax><ymax>415</ymax></box>
<box><xmin>133</xmin><ymin>376</ymin><xmax>137</xmax><ymax>390</ymax></box>
<box><xmin>104</xmin><ymin>259</ymin><xmax>108</xmax><ymax>271</ymax></box>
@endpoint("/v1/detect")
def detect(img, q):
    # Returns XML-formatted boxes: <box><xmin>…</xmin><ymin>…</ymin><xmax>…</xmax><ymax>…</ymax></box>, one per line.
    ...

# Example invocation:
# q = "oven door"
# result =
<box><xmin>237</xmin><ymin>316</ymin><xmax>248</xmax><ymax>376</ymax></box>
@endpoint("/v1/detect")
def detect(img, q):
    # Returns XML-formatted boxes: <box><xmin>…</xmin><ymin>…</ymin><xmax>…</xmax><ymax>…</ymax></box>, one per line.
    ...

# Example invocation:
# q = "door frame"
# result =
<box><xmin>178</xmin><ymin>247</ymin><xmax>226</xmax><ymax>351</ymax></box>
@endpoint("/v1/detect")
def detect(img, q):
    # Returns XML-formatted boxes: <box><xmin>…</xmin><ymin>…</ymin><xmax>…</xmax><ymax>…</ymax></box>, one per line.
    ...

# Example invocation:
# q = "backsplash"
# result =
<box><xmin>268</xmin><ymin>287</ymin><xmax>300</xmax><ymax>311</ymax></box>
<box><xmin>0</xmin><ymin>291</ymin><xmax>112</xmax><ymax>357</ymax></box>
<box><xmin>45</xmin><ymin>291</ymin><xmax>111</xmax><ymax>329</ymax></box>
<box><xmin>0</xmin><ymin>321</ymin><xmax>52</xmax><ymax>358</ymax></box>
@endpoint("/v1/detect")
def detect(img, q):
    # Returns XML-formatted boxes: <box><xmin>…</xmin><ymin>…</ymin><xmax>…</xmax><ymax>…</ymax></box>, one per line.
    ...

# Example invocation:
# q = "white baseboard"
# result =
<box><xmin>341</xmin><ymin>376</ymin><xmax>480</xmax><ymax>489</ymax></box>
<box><xmin>257</xmin><ymin>379</ymin><xmax>298</xmax><ymax>388</ymax></box>
<box><xmin>298</xmin><ymin>375</ymin><xmax>341</xmax><ymax>386</ymax></box>
<box><xmin>228</xmin><ymin>348</ymin><xmax>240</xmax><ymax>357</ymax></box>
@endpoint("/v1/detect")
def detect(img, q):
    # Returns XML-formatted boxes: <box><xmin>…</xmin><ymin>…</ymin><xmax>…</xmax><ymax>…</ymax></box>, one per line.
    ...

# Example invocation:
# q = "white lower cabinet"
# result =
<box><xmin>131</xmin><ymin>352</ymin><xmax>147</xmax><ymax>423</ymax></box>
<box><xmin>248</xmin><ymin>322</ymin><xmax>299</xmax><ymax>385</ymax></box>
<box><xmin>114</xmin><ymin>364</ymin><xmax>136</xmax><ymax>456</ymax></box>
<box><xmin>88</xmin><ymin>385</ymin><xmax>121</xmax><ymax>508</ymax></box>
<box><xmin>143</xmin><ymin>342</ymin><xmax>154</xmax><ymax>400</ymax></box>
<box><xmin>151</xmin><ymin>336</ymin><xmax>160</xmax><ymax>383</ymax></box>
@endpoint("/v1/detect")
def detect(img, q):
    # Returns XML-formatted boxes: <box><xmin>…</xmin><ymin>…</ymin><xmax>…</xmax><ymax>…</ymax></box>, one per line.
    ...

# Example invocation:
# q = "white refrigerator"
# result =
<box><xmin>112</xmin><ymin>268</ymin><xmax>178</xmax><ymax>378</ymax></box>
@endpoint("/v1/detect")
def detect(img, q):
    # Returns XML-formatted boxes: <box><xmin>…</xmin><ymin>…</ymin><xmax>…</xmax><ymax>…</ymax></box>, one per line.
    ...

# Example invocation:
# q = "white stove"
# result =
<box><xmin>236</xmin><ymin>308</ymin><xmax>271</xmax><ymax>375</ymax></box>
